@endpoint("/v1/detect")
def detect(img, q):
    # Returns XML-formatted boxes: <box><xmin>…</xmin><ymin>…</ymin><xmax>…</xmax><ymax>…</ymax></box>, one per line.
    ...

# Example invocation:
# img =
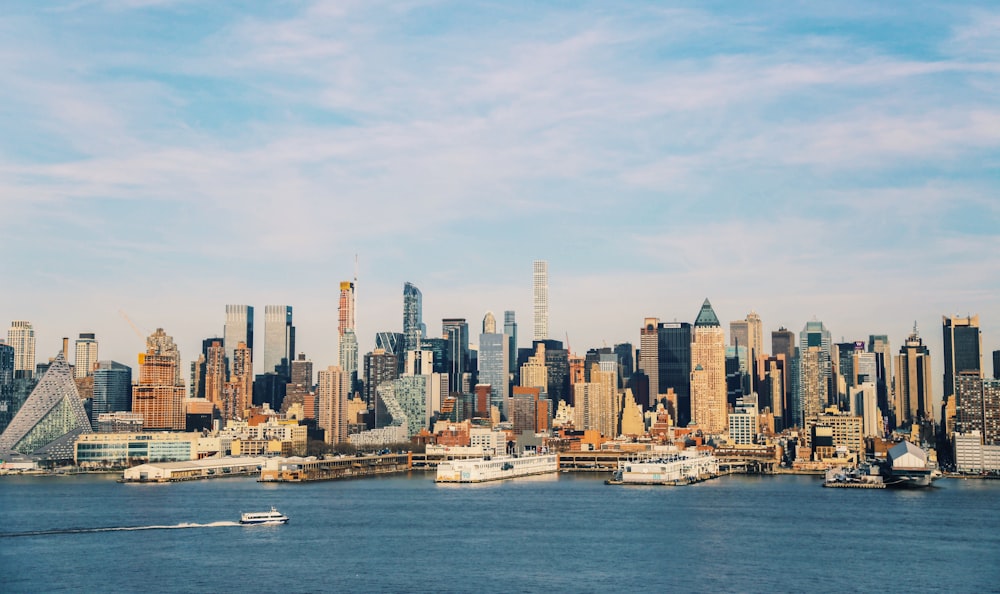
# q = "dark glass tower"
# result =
<box><xmin>658</xmin><ymin>322</ymin><xmax>691</xmax><ymax>426</ymax></box>
<box><xmin>402</xmin><ymin>283</ymin><xmax>424</xmax><ymax>354</ymax></box>
<box><xmin>943</xmin><ymin>315</ymin><xmax>982</xmax><ymax>402</ymax></box>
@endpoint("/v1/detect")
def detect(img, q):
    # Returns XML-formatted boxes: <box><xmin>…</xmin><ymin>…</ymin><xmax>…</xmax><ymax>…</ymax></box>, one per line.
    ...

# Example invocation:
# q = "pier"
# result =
<box><xmin>259</xmin><ymin>453</ymin><xmax>411</xmax><ymax>482</ymax></box>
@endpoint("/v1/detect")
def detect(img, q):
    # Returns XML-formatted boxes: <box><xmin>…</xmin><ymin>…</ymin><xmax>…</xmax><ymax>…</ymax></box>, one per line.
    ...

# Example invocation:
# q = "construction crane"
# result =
<box><xmin>118</xmin><ymin>309</ymin><xmax>146</xmax><ymax>343</ymax></box>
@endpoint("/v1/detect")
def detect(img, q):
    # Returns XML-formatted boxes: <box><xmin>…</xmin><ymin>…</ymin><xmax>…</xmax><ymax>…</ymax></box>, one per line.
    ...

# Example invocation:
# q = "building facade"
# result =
<box><xmin>533</xmin><ymin>260</ymin><xmax>549</xmax><ymax>341</ymax></box>
<box><xmin>224</xmin><ymin>305</ymin><xmax>254</xmax><ymax>376</ymax></box>
<box><xmin>690</xmin><ymin>300</ymin><xmax>727</xmax><ymax>434</ymax></box>
<box><xmin>73</xmin><ymin>333</ymin><xmax>98</xmax><ymax>378</ymax></box>
<box><xmin>262</xmin><ymin>305</ymin><xmax>294</xmax><ymax>377</ymax></box>
<box><xmin>7</xmin><ymin>320</ymin><xmax>36</xmax><ymax>378</ymax></box>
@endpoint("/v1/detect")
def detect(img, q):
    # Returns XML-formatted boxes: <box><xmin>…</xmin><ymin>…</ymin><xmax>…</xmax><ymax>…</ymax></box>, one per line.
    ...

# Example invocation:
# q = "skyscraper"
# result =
<box><xmin>504</xmin><ymin>311</ymin><xmax>518</xmax><ymax>376</ymax></box>
<box><xmin>224</xmin><ymin>305</ymin><xmax>253</xmax><ymax>375</ymax></box>
<box><xmin>338</xmin><ymin>282</ymin><xmax>359</xmax><ymax>393</ymax></box>
<box><xmin>146</xmin><ymin>328</ymin><xmax>183</xmax><ymax>387</ymax></box>
<box><xmin>690</xmin><ymin>299</ymin><xmax>727</xmax><ymax>434</ymax></box>
<box><xmin>533</xmin><ymin>260</ymin><xmax>549</xmax><ymax>341</ymax></box>
<box><xmin>223</xmin><ymin>341</ymin><xmax>253</xmax><ymax>420</ymax></box>
<box><xmin>482</xmin><ymin>311</ymin><xmax>496</xmax><ymax>334</ymax></box>
<box><xmin>202</xmin><ymin>339</ymin><xmax>226</xmax><ymax>408</ymax></box>
<box><xmin>0</xmin><ymin>343</ymin><xmax>14</xmax><ymax>434</ymax></box>
<box><xmin>132</xmin><ymin>339</ymin><xmax>185</xmax><ymax>431</ymax></box>
<box><xmin>639</xmin><ymin>319</ymin><xmax>659</xmax><ymax>406</ymax></box>
<box><xmin>402</xmin><ymin>282</ymin><xmax>424</xmax><ymax>353</ymax></box>
<box><xmin>895</xmin><ymin>329</ymin><xmax>933</xmax><ymax>424</ymax></box>
<box><xmin>798</xmin><ymin>346</ymin><xmax>828</xmax><ymax>426</ymax></box>
<box><xmin>7</xmin><ymin>321</ymin><xmax>35</xmax><ymax>379</ymax></box>
<box><xmin>658</xmin><ymin>322</ymin><xmax>692</xmax><ymax>426</ymax></box>
<box><xmin>262</xmin><ymin>305</ymin><xmax>294</xmax><ymax>377</ymax></box>
<box><xmin>478</xmin><ymin>331</ymin><xmax>508</xmax><ymax>415</ymax></box>
<box><xmin>955</xmin><ymin>375</ymin><xmax>1000</xmax><ymax>445</ymax></box>
<box><xmin>799</xmin><ymin>320</ymin><xmax>833</xmax><ymax>407</ymax></box>
<box><xmin>73</xmin><ymin>333</ymin><xmax>98</xmax><ymax>379</ymax></box>
<box><xmin>91</xmin><ymin>361</ymin><xmax>132</xmax><ymax>428</ymax></box>
<box><xmin>868</xmin><ymin>335</ymin><xmax>893</xmax><ymax>424</ymax></box>
<box><xmin>943</xmin><ymin>315</ymin><xmax>982</xmax><ymax>405</ymax></box>
<box><xmin>317</xmin><ymin>365</ymin><xmax>347</xmax><ymax>445</ymax></box>
<box><xmin>339</xmin><ymin>281</ymin><xmax>356</xmax><ymax>336</ymax></box>
<box><xmin>443</xmin><ymin>318</ymin><xmax>469</xmax><ymax>394</ymax></box>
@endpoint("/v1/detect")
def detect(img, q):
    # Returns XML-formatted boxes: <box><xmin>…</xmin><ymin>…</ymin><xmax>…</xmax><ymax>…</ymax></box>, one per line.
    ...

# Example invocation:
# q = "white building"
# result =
<box><xmin>73</xmin><ymin>333</ymin><xmax>99</xmax><ymax>378</ymax></box>
<box><xmin>954</xmin><ymin>431</ymin><xmax>1000</xmax><ymax>473</ymax></box>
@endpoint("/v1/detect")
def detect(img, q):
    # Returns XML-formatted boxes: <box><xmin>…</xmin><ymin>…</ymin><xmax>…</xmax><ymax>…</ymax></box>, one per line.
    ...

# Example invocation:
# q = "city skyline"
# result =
<box><xmin>1</xmin><ymin>2</ymin><xmax>998</xmax><ymax>388</ymax></box>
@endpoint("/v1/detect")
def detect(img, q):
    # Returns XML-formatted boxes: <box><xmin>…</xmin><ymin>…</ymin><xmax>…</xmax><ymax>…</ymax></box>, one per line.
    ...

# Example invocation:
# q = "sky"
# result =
<box><xmin>1</xmin><ymin>1</ymin><xmax>999</xmax><ymax>405</ymax></box>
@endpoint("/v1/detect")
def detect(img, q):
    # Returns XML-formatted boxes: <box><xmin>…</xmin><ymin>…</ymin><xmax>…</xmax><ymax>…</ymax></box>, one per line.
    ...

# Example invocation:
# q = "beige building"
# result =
<box><xmin>639</xmin><ymin>318</ymin><xmax>659</xmax><ymax>406</ymax></box>
<box><xmin>132</xmin><ymin>343</ymin><xmax>186</xmax><ymax>431</ymax></box>
<box><xmin>520</xmin><ymin>343</ymin><xmax>548</xmax><ymax>394</ymax></box>
<box><xmin>894</xmin><ymin>330</ymin><xmax>933</xmax><ymax>424</ymax></box>
<box><xmin>690</xmin><ymin>300</ymin><xmax>727</xmax><ymax>434</ymax></box>
<box><xmin>318</xmin><ymin>365</ymin><xmax>347</xmax><ymax>445</ymax></box>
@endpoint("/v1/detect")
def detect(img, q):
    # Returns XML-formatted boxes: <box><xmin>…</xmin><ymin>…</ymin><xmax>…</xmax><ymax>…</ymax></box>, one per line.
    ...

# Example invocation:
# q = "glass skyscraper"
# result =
<box><xmin>402</xmin><ymin>283</ymin><xmax>424</xmax><ymax>354</ymax></box>
<box><xmin>91</xmin><ymin>361</ymin><xmax>133</xmax><ymax>428</ymax></box>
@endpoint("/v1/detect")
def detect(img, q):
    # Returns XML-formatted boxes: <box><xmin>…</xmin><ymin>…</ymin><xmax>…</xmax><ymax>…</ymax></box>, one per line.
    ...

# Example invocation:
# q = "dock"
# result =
<box><xmin>822</xmin><ymin>481</ymin><xmax>886</xmax><ymax>489</ymax></box>
<box><xmin>260</xmin><ymin>453</ymin><xmax>411</xmax><ymax>482</ymax></box>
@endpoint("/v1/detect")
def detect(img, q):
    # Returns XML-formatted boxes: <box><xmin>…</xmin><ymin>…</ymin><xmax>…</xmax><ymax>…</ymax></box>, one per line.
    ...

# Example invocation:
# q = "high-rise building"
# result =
<box><xmin>364</xmin><ymin>348</ymin><xmax>398</xmax><ymax>413</ymax></box>
<box><xmin>798</xmin><ymin>346</ymin><xmax>828</xmax><ymax>427</ymax></box>
<box><xmin>943</xmin><ymin>315</ymin><xmax>982</xmax><ymax>406</ymax></box>
<box><xmin>639</xmin><ymin>319</ymin><xmax>658</xmax><ymax>407</ymax></box>
<box><xmin>572</xmin><ymin>363</ymin><xmax>618</xmax><ymax>438</ymax></box>
<box><xmin>224</xmin><ymin>305</ymin><xmax>254</xmax><ymax>375</ymax></box>
<box><xmin>658</xmin><ymin>322</ymin><xmax>692</xmax><ymax>426</ymax></box>
<box><xmin>894</xmin><ymin>329</ymin><xmax>933</xmax><ymax>425</ymax></box>
<box><xmin>868</xmin><ymin>335</ymin><xmax>893</xmax><ymax>423</ymax></box>
<box><xmin>482</xmin><ymin>311</ymin><xmax>496</xmax><ymax>334</ymax></box>
<box><xmin>690</xmin><ymin>300</ymin><xmax>727</xmax><ymax>434</ymax></box>
<box><xmin>91</xmin><ymin>361</ymin><xmax>132</xmax><ymax>428</ymax></box>
<box><xmin>338</xmin><ymin>282</ymin><xmax>358</xmax><ymax>394</ymax></box>
<box><xmin>73</xmin><ymin>333</ymin><xmax>98</xmax><ymax>379</ymax></box>
<box><xmin>993</xmin><ymin>350</ymin><xmax>1000</xmax><ymax>381</ymax></box>
<box><xmin>0</xmin><ymin>343</ymin><xmax>14</xmax><ymax>434</ymax></box>
<box><xmin>799</xmin><ymin>320</ymin><xmax>833</xmax><ymax>407</ymax></box>
<box><xmin>7</xmin><ymin>321</ymin><xmax>36</xmax><ymax>379</ymax></box>
<box><xmin>520</xmin><ymin>343</ymin><xmax>549</xmax><ymax>396</ymax></box>
<box><xmin>614</xmin><ymin>343</ymin><xmax>634</xmax><ymax>387</ymax></box>
<box><xmin>317</xmin><ymin>365</ymin><xmax>347</xmax><ymax>445</ymax></box>
<box><xmin>132</xmin><ymin>341</ymin><xmax>186</xmax><ymax>431</ymax></box>
<box><xmin>443</xmin><ymin>318</ymin><xmax>469</xmax><ymax>394</ymax></box>
<box><xmin>262</xmin><ymin>305</ymin><xmax>294</xmax><ymax>377</ymax></box>
<box><xmin>771</xmin><ymin>328</ymin><xmax>796</xmax><ymax>362</ymax></box>
<box><xmin>730</xmin><ymin>311</ymin><xmax>763</xmax><ymax>373</ymax></box>
<box><xmin>222</xmin><ymin>341</ymin><xmax>253</xmax><ymax>421</ymax></box>
<box><xmin>402</xmin><ymin>282</ymin><xmax>425</xmax><ymax>354</ymax></box>
<box><xmin>0</xmin><ymin>353</ymin><xmax>92</xmax><ymax>459</ymax></box>
<box><xmin>478</xmin><ymin>331</ymin><xmax>508</xmax><ymax>415</ymax></box>
<box><xmin>533</xmin><ymin>260</ymin><xmax>549</xmax><ymax>341</ymax></box>
<box><xmin>146</xmin><ymin>328</ymin><xmax>183</xmax><ymax>387</ymax></box>
<box><xmin>955</xmin><ymin>375</ymin><xmax>1000</xmax><ymax>445</ymax></box>
<box><xmin>539</xmin><ymin>340</ymin><xmax>569</xmax><ymax>407</ymax></box>
<box><xmin>339</xmin><ymin>281</ymin><xmax>356</xmax><ymax>336</ymax></box>
<box><xmin>504</xmin><ymin>311</ymin><xmax>518</xmax><ymax>376</ymax></box>
<box><xmin>202</xmin><ymin>339</ymin><xmax>226</xmax><ymax>408</ymax></box>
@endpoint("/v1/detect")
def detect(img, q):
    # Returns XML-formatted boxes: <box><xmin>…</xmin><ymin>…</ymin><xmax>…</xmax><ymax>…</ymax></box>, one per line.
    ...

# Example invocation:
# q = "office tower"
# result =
<box><xmin>375</xmin><ymin>331</ymin><xmax>403</xmax><ymax>356</ymax></box>
<box><xmin>834</xmin><ymin>342</ymin><xmax>863</xmax><ymax>405</ymax></box>
<box><xmin>318</xmin><ymin>365</ymin><xmax>347</xmax><ymax>445</ymax></box>
<box><xmin>0</xmin><ymin>353</ymin><xmax>91</xmax><ymax>458</ymax></box>
<box><xmin>728</xmin><ymin>398</ymin><xmax>758</xmax><ymax>445</ymax></box>
<box><xmin>533</xmin><ymin>260</ymin><xmax>549</xmax><ymax>341</ymax></box>
<box><xmin>614</xmin><ymin>343</ymin><xmax>634</xmax><ymax>386</ymax></box>
<box><xmin>955</xmin><ymin>375</ymin><xmax>1000</xmax><ymax>445</ymax></box>
<box><xmin>504</xmin><ymin>311</ymin><xmax>518</xmax><ymax>375</ymax></box>
<box><xmin>762</xmin><ymin>356</ymin><xmax>786</xmax><ymax>427</ymax></box>
<box><xmin>91</xmin><ymin>361</ymin><xmax>132</xmax><ymax>428</ymax></box>
<box><xmin>73</xmin><ymin>333</ymin><xmax>98</xmax><ymax>379</ymax></box>
<box><xmin>726</xmin><ymin>345</ymin><xmax>748</xmax><ymax>408</ymax></box>
<box><xmin>511</xmin><ymin>386</ymin><xmax>541</xmax><ymax>435</ymax></box>
<box><xmin>420</xmin><ymin>337</ymin><xmax>449</xmax><ymax>375</ymax></box>
<box><xmin>572</xmin><ymin>363</ymin><xmax>618</xmax><ymax>438</ymax></box>
<box><xmin>690</xmin><ymin>299</ymin><xmax>727</xmax><ymax>434</ymax></box>
<box><xmin>850</xmin><ymin>382</ymin><xmax>880</xmax><ymax>438</ymax></box>
<box><xmin>520</xmin><ymin>343</ymin><xmax>549</xmax><ymax>397</ymax></box>
<box><xmin>224</xmin><ymin>305</ymin><xmax>254</xmax><ymax>374</ymax></box>
<box><xmin>639</xmin><ymin>319</ymin><xmax>659</xmax><ymax>406</ymax></box>
<box><xmin>730</xmin><ymin>311</ymin><xmax>763</xmax><ymax>373</ymax></box>
<box><xmin>402</xmin><ymin>282</ymin><xmax>425</xmax><ymax>353</ymax></box>
<box><xmin>894</xmin><ymin>329</ymin><xmax>933</xmax><ymax>425</ymax></box>
<box><xmin>538</xmin><ymin>340</ymin><xmax>569</xmax><ymax>406</ymax></box>
<box><xmin>339</xmin><ymin>329</ymin><xmax>359</xmax><ymax>393</ymax></box>
<box><xmin>443</xmin><ymin>318</ymin><xmax>469</xmax><ymax>394</ymax></box>
<box><xmin>0</xmin><ymin>343</ymin><xmax>13</xmax><ymax>434</ymax></box>
<box><xmin>868</xmin><ymin>335</ymin><xmax>893</xmax><ymax>422</ymax></box>
<box><xmin>659</xmin><ymin>322</ymin><xmax>692</xmax><ymax>426</ymax></box>
<box><xmin>800</xmin><ymin>320</ymin><xmax>833</xmax><ymax>405</ymax></box>
<box><xmin>145</xmin><ymin>327</ymin><xmax>183</xmax><ymax>387</ymax></box>
<box><xmin>772</xmin><ymin>327</ymin><xmax>795</xmax><ymax>421</ymax></box>
<box><xmin>478</xmin><ymin>331</ymin><xmax>508</xmax><ymax>416</ymax></box>
<box><xmin>339</xmin><ymin>281</ymin><xmax>356</xmax><ymax>336</ymax></box>
<box><xmin>798</xmin><ymin>346</ymin><xmax>828</xmax><ymax>427</ymax></box>
<box><xmin>7</xmin><ymin>321</ymin><xmax>36</xmax><ymax>379</ymax></box>
<box><xmin>364</xmin><ymin>349</ymin><xmax>399</xmax><ymax>408</ymax></box>
<box><xmin>132</xmin><ymin>344</ymin><xmax>186</xmax><ymax>431</ymax></box>
<box><xmin>263</xmin><ymin>305</ymin><xmax>294</xmax><ymax>377</ymax></box>
<box><xmin>283</xmin><ymin>353</ymin><xmax>315</xmax><ymax>415</ymax></box>
<box><xmin>994</xmin><ymin>350</ymin><xmax>1000</xmax><ymax>380</ymax></box>
<box><xmin>943</xmin><ymin>315</ymin><xmax>982</xmax><ymax>405</ymax></box>
<box><xmin>482</xmin><ymin>311</ymin><xmax>496</xmax><ymax>334</ymax></box>
<box><xmin>202</xmin><ymin>339</ymin><xmax>227</xmax><ymax>408</ymax></box>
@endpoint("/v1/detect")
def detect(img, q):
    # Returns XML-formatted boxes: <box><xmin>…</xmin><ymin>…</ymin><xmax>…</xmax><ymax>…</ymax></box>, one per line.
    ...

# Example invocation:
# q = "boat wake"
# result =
<box><xmin>0</xmin><ymin>521</ymin><xmax>240</xmax><ymax>538</ymax></box>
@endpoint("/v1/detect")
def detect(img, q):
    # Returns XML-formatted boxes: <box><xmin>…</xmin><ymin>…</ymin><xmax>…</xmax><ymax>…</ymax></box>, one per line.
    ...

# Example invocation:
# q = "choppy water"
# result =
<box><xmin>1</xmin><ymin>472</ymin><xmax>998</xmax><ymax>593</ymax></box>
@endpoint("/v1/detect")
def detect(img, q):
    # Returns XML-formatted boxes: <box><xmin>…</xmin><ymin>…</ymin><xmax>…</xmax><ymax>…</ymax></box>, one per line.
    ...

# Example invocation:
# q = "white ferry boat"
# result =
<box><xmin>607</xmin><ymin>452</ymin><xmax>719</xmax><ymax>485</ymax></box>
<box><xmin>436</xmin><ymin>454</ymin><xmax>559</xmax><ymax>483</ymax></box>
<box><xmin>239</xmin><ymin>507</ymin><xmax>289</xmax><ymax>525</ymax></box>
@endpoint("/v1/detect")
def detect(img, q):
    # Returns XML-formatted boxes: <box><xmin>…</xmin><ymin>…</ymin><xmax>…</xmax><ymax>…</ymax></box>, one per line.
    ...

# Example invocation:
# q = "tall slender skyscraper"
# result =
<box><xmin>799</xmin><ymin>320</ymin><xmax>833</xmax><ymax>407</ymax></box>
<box><xmin>339</xmin><ymin>282</ymin><xmax>356</xmax><ymax>336</ymax></box>
<box><xmin>443</xmin><ymin>318</ymin><xmax>469</xmax><ymax>394</ymax></box>
<box><xmin>263</xmin><ymin>306</ymin><xmax>294</xmax><ymax>377</ymax></box>
<box><xmin>868</xmin><ymin>335</ymin><xmax>893</xmax><ymax>423</ymax></box>
<box><xmin>895</xmin><ymin>328</ymin><xmax>933</xmax><ymax>424</ymax></box>
<box><xmin>338</xmin><ymin>280</ymin><xmax>358</xmax><ymax>393</ymax></box>
<box><xmin>533</xmin><ymin>260</ymin><xmax>549</xmax><ymax>341</ymax></box>
<box><xmin>690</xmin><ymin>300</ymin><xmax>727</xmax><ymax>434</ymax></box>
<box><xmin>318</xmin><ymin>365</ymin><xmax>347</xmax><ymax>445</ymax></box>
<box><xmin>478</xmin><ymin>331</ymin><xmax>508</xmax><ymax>416</ymax></box>
<box><xmin>943</xmin><ymin>315</ymin><xmax>982</xmax><ymax>405</ymax></box>
<box><xmin>402</xmin><ymin>282</ymin><xmax>424</xmax><ymax>353</ymax></box>
<box><xmin>73</xmin><ymin>333</ymin><xmax>98</xmax><ymax>379</ymax></box>
<box><xmin>224</xmin><ymin>305</ymin><xmax>254</xmax><ymax>374</ymax></box>
<box><xmin>132</xmin><ymin>333</ymin><xmax>185</xmax><ymax>431</ymax></box>
<box><xmin>504</xmin><ymin>311</ymin><xmax>518</xmax><ymax>375</ymax></box>
<box><xmin>7</xmin><ymin>321</ymin><xmax>35</xmax><ymax>379</ymax></box>
<box><xmin>146</xmin><ymin>328</ymin><xmax>183</xmax><ymax>387</ymax></box>
<box><xmin>658</xmin><ymin>322</ymin><xmax>692</xmax><ymax>425</ymax></box>
<box><xmin>639</xmin><ymin>319</ymin><xmax>659</xmax><ymax>407</ymax></box>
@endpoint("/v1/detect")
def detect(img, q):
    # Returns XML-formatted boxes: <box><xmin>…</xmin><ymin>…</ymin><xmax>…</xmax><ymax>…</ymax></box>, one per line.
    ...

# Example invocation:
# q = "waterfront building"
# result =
<box><xmin>504</xmin><ymin>311</ymin><xmax>518</xmax><ymax>376</ymax></box>
<box><xmin>91</xmin><ymin>361</ymin><xmax>132</xmax><ymax>428</ymax></box>
<box><xmin>0</xmin><ymin>353</ymin><xmax>92</xmax><ymax>459</ymax></box>
<box><xmin>658</xmin><ymin>322</ymin><xmax>692</xmax><ymax>426</ymax></box>
<box><xmin>729</xmin><ymin>398</ymin><xmax>758</xmax><ymax>445</ymax></box>
<box><xmin>690</xmin><ymin>300</ymin><xmax>727</xmax><ymax>434</ymax></box>
<box><xmin>379</xmin><ymin>375</ymin><xmax>439</xmax><ymax>438</ymax></box>
<box><xmin>953</xmin><ymin>431</ymin><xmax>1000</xmax><ymax>473</ymax></box>
<box><xmin>74</xmin><ymin>431</ymin><xmax>201</xmax><ymax>467</ymax></box>
<box><xmin>639</xmin><ymin>318</ymin><xmax>658</xmax><ymax>407</ymax></box>
<box><xmin>7</xmin><ymin>320</ymin><xmax>36</xmax><ymax>379</ymax></box>
<box><xmin>96</xmin><ymin>411</ymin><xmax>144</xmax><ymax>433</ymax></box>
<box><xmin>73</xmin><ymin>333</ymin><xmax>98</xmax><ymax>378</ymax></box>
<box><xmin>224</xmin><ymin>305</ymin><xmax>254</xmax><ymax>376</ymax></box>
<box><xmin>805</xmin><ymin>409</ymin><xmax>864</xmax><ymax>458</ymax></box>
<box><xmin>402</xmin><ymin>282</ymin><xmax>425</xmax><ymax>354</ymax></box>
<box><xmin>533</xmin><ymin>260</ymin><xmax>549</xmax><ymax>341</ymax></box>
<box><xmin>317</xmin><ymin>365</ymin><xmax>347</xmax><ymax>445</ymax></box>
<box><xmin>894</xmin><ymin>329</ymin><xmax>933</xmax><ymax>424</ymax></box>
<box><xmin>943</xmin><ymin>315</ymin><xmax>982</xmax><ymax>407</ymax></box>
<box><xmin>955</xmin><ymin>375</ymin><xmax>1000</xmax><ymax>445</ymax></box>
<box><xmin>478</xmin><ymin>331</ymin><xmax>508</xmax><ymax>416</ymax></box>
<box><xmin>262</xmin><ymin>305</ymin><xmax>294</xmax><ymax>377</ymax></box>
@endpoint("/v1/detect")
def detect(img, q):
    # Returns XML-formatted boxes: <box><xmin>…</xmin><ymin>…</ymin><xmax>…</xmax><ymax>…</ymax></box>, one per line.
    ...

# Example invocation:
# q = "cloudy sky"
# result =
<box><xmin>2</xmin><ymin>1</ymin><xmax>998</xmax><ymax>399</ymax></box>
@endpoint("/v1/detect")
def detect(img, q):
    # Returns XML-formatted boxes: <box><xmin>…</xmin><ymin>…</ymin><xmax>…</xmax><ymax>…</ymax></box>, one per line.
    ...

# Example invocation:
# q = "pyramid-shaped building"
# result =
<box><xmin>0</xmin><ymin>353</ymin><xmax>92</xmax><ymax>460</ymax></box>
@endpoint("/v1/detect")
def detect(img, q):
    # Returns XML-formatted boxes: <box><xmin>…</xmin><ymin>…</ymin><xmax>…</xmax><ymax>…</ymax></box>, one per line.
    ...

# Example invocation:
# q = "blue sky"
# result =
<box><xmin>2</xmin><ymin>1</ymin><xmax>999</xmax><ymax>397</ymax></box>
